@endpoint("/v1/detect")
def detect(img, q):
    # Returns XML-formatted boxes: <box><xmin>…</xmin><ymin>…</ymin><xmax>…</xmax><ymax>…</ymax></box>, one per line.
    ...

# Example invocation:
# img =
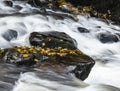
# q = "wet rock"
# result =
<box><xmin>14</xmin><ymin>5</ymin><xmax>23</xmax><ymax>11</ymax></box>
<box><xmin>27</xmin><ymin>0</ymin><xmax>78</xmax><ymax>21</ymax></box>
<box><xmin>0</xmin><ymin>46</ymin><xmax>95</xmax><ymax>80</ymax></box>
<box><xmin>3</xmin><ymin>51</ymin><xmax>36</xmax><ymax>66</ymax></box>
<box><xmin>2</xmin><ymin>30</ymin><xmax>18</xmax><ymax>41</ymax></box>
<box><xmin>66</xmin><ymin>0</ymin><xmax>120</xmax><ymax>25</ymax></box>
<box><xmin>29</xmin><ymin>31</ymin><xmax>77</xmax><ymax>49</ymax></box>
<box><xmin>28</xmin><ymin>0</ymin><xmax>50</xmax><ymax>7</ymax></box>
<box><xmin>28</xmin><ymin>0</ymin><xmax>79</xmax><ymax>15</ymax></box>
<box><xmin>78</xmin><ymin>27</ymin><xmax>89</xmax><ymax>33</ymax></box>
<box><xmin>0</xmin><ymin>31</ymin><xmax>95</xmax><ymax>80</ymax></box>
<box><xmin>71</xmin><ymin>62</ymin><xmax>94</xmax><ymax>80</ymax></box>
<box><xmin>97</xmin><ymin>33</ymin><xmax>119</xmax><ymax>43</ymax></box>
<box><xmin>3</xmin><ymin>0</ymin><xmax>13</xmax><ymax>7</ymax></box>
<box><xmin>110</xmin><ymin>16</ymin><xmax>120</xmax><ymax>25</ymax></box>
<box><xmin>1</xmin><ymin>47</ymin><xmax>44</xmax><ymax>66</ymax></box>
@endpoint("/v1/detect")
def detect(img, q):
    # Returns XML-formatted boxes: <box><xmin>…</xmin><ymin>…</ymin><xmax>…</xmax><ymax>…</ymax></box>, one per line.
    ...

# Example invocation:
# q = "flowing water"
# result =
<box><xmin>0</xmin><ymin>0</ymin><xmax>120</xmax><ymax>91</ymax></box>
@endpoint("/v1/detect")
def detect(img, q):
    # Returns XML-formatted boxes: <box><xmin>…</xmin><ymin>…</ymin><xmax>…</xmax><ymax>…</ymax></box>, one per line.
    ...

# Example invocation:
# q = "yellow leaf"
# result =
<box><xmin>23</xmin><ymin>54</ymin><xmax>29</xmax><ymax>58</ymax></box>
<box><xmin>42</xmin><ymin>43</ymin><xmax>46</xmax><ymax>46</ymax></box>
<box><xmin>34</xmin><ymin>59</ymin><xmax>39</xmax><ymax>62</ymax></box>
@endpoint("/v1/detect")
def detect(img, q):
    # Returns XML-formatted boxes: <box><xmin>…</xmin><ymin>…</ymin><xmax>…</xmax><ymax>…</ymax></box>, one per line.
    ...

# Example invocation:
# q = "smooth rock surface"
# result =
<box><xmin>97</xmin><ymin>33</ymin><xmax>119</xmax><ymax>43</ymax></box>
<box><xmin>78</xmin><ymin>27</ymin><xmax>89</xmax><ymax>33</ymax></box>
<box><xmin>29</xmin><ymin>31</ymin><xmax>77</xmax><ymax>49</ymax></box>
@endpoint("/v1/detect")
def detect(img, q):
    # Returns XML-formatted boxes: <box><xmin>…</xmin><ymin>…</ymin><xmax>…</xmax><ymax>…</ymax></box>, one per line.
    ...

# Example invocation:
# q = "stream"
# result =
<box><xmin>0</xmin><ymin>0</ymin><xmax>120</xmax><ymax>91</ymax></box>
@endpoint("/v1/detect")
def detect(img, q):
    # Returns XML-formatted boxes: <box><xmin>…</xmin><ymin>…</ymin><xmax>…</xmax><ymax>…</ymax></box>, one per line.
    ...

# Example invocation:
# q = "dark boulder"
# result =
<box><xmin>0</xmin><ymin>46</ymin><xmax>95</xmax><ymax>80</ymax></box>
<box><xmin>0</xmin><ymin>31</ymin><xmax>95</xmax><ymax>80</ymax></box>
<box><xmin>97</xmin><ymin>33</ymin><xmax>119</xmax><ymax>43</ymax></box>
<box><xmin>71</xmin><ymin>62</ymin><xmax>94</xmax><ymax>80</ymax></box>
<box><xmin>78</xmin><ymin>27</ymin><xmax>89</xmax><ymax>33</ymax></box>
<box><xmin>3</xmin><ymin>0</ymin><xmax>13</xmax><ymax>7</ymax></box>
<box><xmin>2</xmin><ymin>30</ymin><xmax>18</xmax><ymax>41</ymax></box>
<box><xmin>28</xmin><ymin>0</ymin><xmax>50</xmax><ymax>7</ymax></box>
<box><xmin>29</xmin><ymin>31</ymin><xmax>77</xmax><ymax>49</ymax></box>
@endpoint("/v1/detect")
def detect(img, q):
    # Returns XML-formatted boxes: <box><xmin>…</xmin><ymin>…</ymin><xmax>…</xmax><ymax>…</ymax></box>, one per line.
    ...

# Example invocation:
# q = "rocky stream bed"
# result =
<box><xmin>0</xmin><ymin>0</ymin><xmax>119</xmax><ymax>91</ymax></box>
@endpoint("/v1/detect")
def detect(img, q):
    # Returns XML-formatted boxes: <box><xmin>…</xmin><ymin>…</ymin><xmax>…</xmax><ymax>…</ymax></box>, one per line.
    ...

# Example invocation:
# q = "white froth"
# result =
<box><xmin>0</xmin><ymin>1</ymin><xmax>119</xmax><ymax>91</ymax></box>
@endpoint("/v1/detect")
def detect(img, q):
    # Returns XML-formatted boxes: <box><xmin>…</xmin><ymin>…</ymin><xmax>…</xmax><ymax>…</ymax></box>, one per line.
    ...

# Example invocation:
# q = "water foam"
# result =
<box><xmin>0</xmin><ymin>1</ymin><xmax>119</xmax><ymax>91</ymax></box>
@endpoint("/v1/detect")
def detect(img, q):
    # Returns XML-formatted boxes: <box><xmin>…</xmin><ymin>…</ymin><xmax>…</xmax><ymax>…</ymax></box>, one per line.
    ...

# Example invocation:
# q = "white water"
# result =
<box><xmin>0</xmin><ymin>0</ymin><xmax>120</xmax><ymax>91</ymax></box>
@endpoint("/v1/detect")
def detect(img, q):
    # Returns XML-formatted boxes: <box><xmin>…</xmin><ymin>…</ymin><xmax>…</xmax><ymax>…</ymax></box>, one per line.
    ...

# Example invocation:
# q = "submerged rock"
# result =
<box><xmin>2</xmin><ymin>30</ymin><xmax>18</xmax><ymax>41</ymax></box>
<box><xmin>78</xmin><ymin>27</ymin><xmax>89</xmax><ymax>33</ymax></box>
<box><xmin>14</xmin><ymin>5</ymin><xmax>23</xmax><ymax>11</ymax></box>
<box><xmin>29</xmin><ymin>31</ymin><xmax>77</xmax><ymax>49</ymax></box>
<box><xmin>3</xmin><ymin>0</ymin><xmax>13</xmax><ymax>7</ymax></box>
<box><xmin>97</xmin><ymin>33</ymin><xmax>119</xmax><ymax>43</ymax></box>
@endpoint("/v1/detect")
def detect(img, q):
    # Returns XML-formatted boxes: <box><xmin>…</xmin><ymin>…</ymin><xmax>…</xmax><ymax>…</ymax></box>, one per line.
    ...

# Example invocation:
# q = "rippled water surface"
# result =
<box><xmin>0</xmin><ymin>0</ymin><xmax>120</xmax><ymax>91</ymax></box>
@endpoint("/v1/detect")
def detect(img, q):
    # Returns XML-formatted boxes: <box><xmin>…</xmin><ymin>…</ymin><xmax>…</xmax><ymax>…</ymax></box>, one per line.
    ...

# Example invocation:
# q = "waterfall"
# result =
<box><xmin>0</xmin><ymin>0</ymin><xmax>119</xmax><ymax>91</ymax></box>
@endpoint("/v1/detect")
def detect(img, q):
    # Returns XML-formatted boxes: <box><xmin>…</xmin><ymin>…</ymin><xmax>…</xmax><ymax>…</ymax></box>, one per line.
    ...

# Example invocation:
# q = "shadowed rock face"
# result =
<box><xmin>28</xmin><ymin>0</ymin><xmax>50</xmax><ymax>7</ymax></box>
<box><xmin>66</xmin><ymin>0</ymin><xmax>120</xmax><ymax>24</ymax></box>
<box><xmin>28</xmin><ymin>0</ymin><xmax>79</xmax><ymax>15</ymax></box>
<box><xmin>26</xmin><ymin>0</ymin><xmax>120</xmax><ymax>24</ymax></box>
<box><xmin>0</xmin><ymin>31</ymin><xmax>95</xmax><ymax>80</ymax></box>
